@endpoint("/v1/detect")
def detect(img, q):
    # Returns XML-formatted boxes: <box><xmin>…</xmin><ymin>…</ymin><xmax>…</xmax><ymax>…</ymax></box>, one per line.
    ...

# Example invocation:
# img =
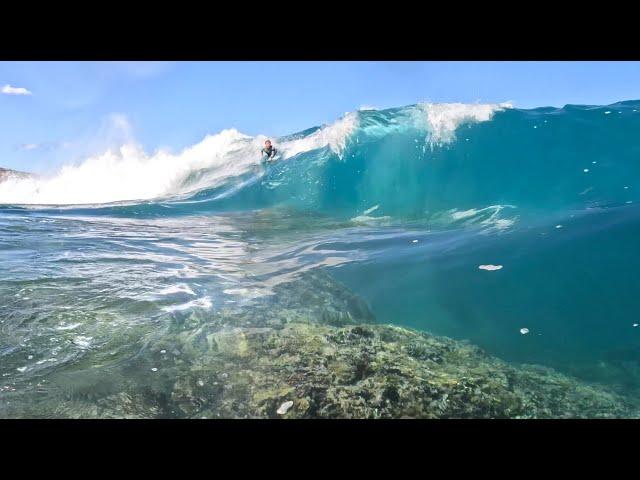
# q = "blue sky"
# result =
<box><xmin>2</xmin><ymin>61</ymin><xmax>640</xmax><ymax>173</ymax></box>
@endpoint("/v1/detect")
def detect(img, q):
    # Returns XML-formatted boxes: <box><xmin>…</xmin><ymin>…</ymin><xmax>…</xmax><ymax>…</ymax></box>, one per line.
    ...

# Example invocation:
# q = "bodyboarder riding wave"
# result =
<box><xmin>261</xmin><ymin>140</ymin><xmax>277</xmax><ymax>163</ymax></box>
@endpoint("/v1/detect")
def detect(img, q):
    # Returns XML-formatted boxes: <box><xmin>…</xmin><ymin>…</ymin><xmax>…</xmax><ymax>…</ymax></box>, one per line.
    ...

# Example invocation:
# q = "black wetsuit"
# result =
<box><xmin>261</xmin><ymin>145</ymin><xmax>277</xmax><ymax>160</ymax></box>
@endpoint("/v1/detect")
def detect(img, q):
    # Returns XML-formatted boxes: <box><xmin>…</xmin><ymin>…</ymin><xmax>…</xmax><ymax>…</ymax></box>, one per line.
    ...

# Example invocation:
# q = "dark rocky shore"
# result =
<box><xmin>0</xmin><ymin>167</ymin><xmax>31</xmax><ymax>183</ymax></box>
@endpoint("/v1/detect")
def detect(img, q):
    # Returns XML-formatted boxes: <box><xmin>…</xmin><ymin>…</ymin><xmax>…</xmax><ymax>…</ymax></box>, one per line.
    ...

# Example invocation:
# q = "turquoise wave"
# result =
<box><xmin>12</xmin><ymin>100</ymin><xmax>636</xmax><ymax>225</ymax></box>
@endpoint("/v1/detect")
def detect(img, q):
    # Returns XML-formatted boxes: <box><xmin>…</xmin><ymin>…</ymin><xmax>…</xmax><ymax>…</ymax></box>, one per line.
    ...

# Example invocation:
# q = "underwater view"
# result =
<box><xmin>2</xmin><ymin>99</ymin><xmax>640</xmax><ymax>418</ymax></box>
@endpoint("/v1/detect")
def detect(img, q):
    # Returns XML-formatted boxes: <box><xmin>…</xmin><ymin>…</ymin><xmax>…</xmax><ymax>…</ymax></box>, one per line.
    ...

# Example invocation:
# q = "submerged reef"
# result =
<box><xmin>2</xmin><ymin>271</ymin><xmax>638</xmax><ymax>419</ymax></box>
<box><xmin>151</xmin><ymin>323</ymin><xmax>639</xmax><ymax>419</ymax></box>
<box><xmin>32</xmin><ymin>322</ymin><xmax>637</xmax><ymax>419</ymax></box>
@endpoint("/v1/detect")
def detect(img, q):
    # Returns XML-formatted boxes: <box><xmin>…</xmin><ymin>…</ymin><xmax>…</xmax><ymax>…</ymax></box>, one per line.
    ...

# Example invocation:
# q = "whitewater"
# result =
<box><xmin>2</xmin><ymin>100</ymin><xmax>640</xmax><ymax>418</ymax></box>
<box><xmin>0</xmin><ymin>102</ymin><xmax>507</xmax><ymax>206</ymax></box>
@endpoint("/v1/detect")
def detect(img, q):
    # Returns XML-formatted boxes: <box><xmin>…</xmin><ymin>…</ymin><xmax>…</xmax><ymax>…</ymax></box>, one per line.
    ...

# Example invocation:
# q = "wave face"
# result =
<box><xmin>2</xmin><ymin>101</ymin><xmax>640</xmax><ymax>417</ymax></box>
<box><xmin>3</xmin><ymin>101</ymin><xmax>639</xmax><ymax>227</ymax></box>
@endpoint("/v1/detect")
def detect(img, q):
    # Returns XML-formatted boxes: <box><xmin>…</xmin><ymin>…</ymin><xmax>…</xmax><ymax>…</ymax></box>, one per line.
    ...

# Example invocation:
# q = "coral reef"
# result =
<box><xmin>15</xmin><ymin>322</ymin><xmax>636</xmax><ymax>419</ymax></box>
<box><xmin>2</xmin><ymin>271</ymin><xmax>637</xmax><ymax>418</ymax></box>
<box><xmin>160</xmin><ymin>323</ymin><xmax>639</xmax><ymax>419</ymax></box>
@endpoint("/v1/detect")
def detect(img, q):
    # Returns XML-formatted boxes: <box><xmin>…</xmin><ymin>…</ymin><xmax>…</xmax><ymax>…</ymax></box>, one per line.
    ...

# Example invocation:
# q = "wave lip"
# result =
<box><xmin>416</xmin><ymin>102</ymin><xmax>512</xmax><ymax>145</ymax></box>
<box><xmin>0</xmin><ymin>129</ymin><xmax>256</xmax><ymax>205</ymax></box>
<box><xmin>0</xmin><ymin>112</ymin><xmax>359</xmax><ymax>206</ymax></box>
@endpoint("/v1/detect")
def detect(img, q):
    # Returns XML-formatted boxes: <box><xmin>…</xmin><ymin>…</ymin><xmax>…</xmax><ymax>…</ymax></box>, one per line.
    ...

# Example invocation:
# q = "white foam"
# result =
<box><xmin>478</xmin><ymin>264</ymin><xmax>503</xmax><ymax>271</ymax></box>
<box><xmin>415</xmin><ymin>102</ymin><xmax>512</xmax><ymax>145</ymax></box>
<box><xmin>222</xmin><ymin>287</ymin><xmax>265</xmax><ymax>299</ymax></box>
<box><xmin>279</xmin><ymin>112</ymin><xmax>358</xmax><ymax>160</ymax></box>
<box><xmin>161</xmin><ymin>296</ymin><xmax>212</xmax><ymax>313</ymax></box>
<box><xmin>450</xmin><ymin>205</ymin><xmax>516</xmax><ymax>231</ymax></box>
<box><xmin>0</xmin><ymin>114</ymin><xmax>358</xmax><ymax>205</ymax></box>
<box><xmin>158</xmin><ymin>284</ymin><xmax>196</xmax><ymax>296</ymax></box>
<box><xmin>72</xmin><ymin>336</ymin><xmax>93</xmax><ymax>349</ymax></box>
<box><xmin>492</xmin><ymin>219</ymin><xmax>515</xmax><ymax>230</ymax></box>
<box><xmin>451</xmin><ymin>208</ymin><xmax>479</xmax><ymax>220</ymax></box>
<box><xmin>55</xmin><ymin>322</ymin><xmax>82</xmax><ymax>331</ymax></box>
<box><xmin>350</xmin><ymin>214</ymin><xmax>392</xmax><ymax>225</ymax></box>
<box><xmin>0</xmin><ymin>129</ymin><xmax>254</xmax><ymax>205</ymax></box>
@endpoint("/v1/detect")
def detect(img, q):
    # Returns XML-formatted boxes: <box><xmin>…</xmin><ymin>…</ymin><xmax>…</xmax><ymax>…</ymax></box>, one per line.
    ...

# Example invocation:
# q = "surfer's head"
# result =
<box><xmin>265</xmin><ymin>140</ymin><xmax>272</xmax><ymax>147</ymax></box>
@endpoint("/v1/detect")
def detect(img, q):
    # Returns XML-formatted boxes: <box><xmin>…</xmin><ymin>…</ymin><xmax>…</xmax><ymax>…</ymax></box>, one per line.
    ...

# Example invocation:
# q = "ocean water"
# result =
<box><xmin>1</xmin><ymin>101</ymin><xmax>640</xmax><ymax>417</ymax></box>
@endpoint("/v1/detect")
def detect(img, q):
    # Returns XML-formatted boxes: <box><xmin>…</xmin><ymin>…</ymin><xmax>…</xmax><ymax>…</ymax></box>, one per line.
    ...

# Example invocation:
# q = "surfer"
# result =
<box><xmin>261</xmin><ymin>140</ymin><xmax>277</xmax><ymax>162</ymax></box>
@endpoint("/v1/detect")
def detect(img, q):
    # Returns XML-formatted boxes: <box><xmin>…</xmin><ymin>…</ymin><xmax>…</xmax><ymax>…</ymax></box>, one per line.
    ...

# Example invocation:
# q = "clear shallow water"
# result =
<box><xmin>1</xmin><ymin>101</ymin><xmax>640</xmax><ymax>416</ymax></box>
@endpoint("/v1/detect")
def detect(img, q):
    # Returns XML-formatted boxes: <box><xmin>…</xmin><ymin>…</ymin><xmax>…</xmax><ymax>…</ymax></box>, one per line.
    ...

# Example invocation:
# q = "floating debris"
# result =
<box><xmin>633</xmin><ymin>324</ymin><xmax>639</xmax><ymax>328</ymax></box>
<box><xmin>478</xmin><ymin>264</ymin><xmax>503</xmax><ymax>271</ymax></box>
<box><xmin>412</xmin><ymin>240</ymin><xmax>418</xmax><ymax>243</ymax></box>
<box><xmin>160</xmin><ymin>350</ymin><xmax>166</xmax><ymax>354</ymax></box>
<box><xmin>151</xmin><ymin>367</ymin><xmax>158</xmax><ymax>372</ymax></box>
<box><xmin>363</xmin><ymin>205</ymin><xmax>380</xmax><ymax>215</ymax></box>
<box><xmin>277</xmin><ymin>401</ymin><xmax>294</xmax><ymax>415</ymax></box>
<box><xmin>584</xmin><ymin>169</ymin><xmax>590</xmax><ymax>173</ymax></box>
<box><xmin>520</xmin><ymin>328</ymin><xmax>530</xmax><ymax>335</ymax></box>
<box><xmin>555</xmin><ymin>225</ymin><xmax>563</xmax><ymax>229</ymax></box>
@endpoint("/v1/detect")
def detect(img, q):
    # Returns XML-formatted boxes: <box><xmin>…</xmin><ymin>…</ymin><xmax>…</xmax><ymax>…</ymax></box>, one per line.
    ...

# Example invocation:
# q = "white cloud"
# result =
<box><xmin>2</xmin><ymin>84</ymin><xmax>32</xmax><ymax>96</ymax></box>
<box><xmin>108</xmin><ymin>113</ymin><xmax>132</xmax><ymax>132</ymax></box>
<box><xmin>17</xmin><ymin>142</ymin><xmax>60</xmax><ymax>152</ymax></box>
